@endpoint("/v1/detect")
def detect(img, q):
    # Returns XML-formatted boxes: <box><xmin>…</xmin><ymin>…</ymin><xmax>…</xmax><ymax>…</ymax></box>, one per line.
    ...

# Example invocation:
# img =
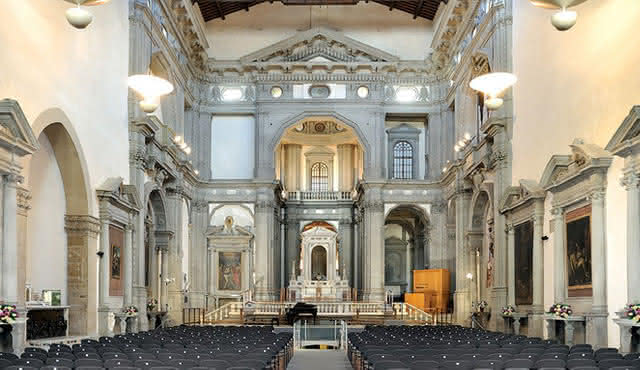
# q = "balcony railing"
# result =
<box><xmin>286</xmin><ymin>191</ymin><xmax>353</xmax><ymax>201</ymax></box>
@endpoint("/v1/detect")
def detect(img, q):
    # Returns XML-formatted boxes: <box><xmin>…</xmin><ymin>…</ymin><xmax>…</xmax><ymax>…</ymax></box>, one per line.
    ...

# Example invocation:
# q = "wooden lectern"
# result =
<box><xmin>406</xmin><ymin>269</ymin><xmax>450</xmax><ymax>312</ymax></box>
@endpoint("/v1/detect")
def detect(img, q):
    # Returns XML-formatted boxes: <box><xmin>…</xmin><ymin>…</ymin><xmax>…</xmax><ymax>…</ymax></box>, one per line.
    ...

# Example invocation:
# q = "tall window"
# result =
<box><xmin>393</xmin><ymin>141</ymin><xmax>413</xmax><ymax>179</ymax></box>
<box><xmin>311</xmin><ymin>162</ymin><xmax>329</xmax><ymax>191</ymax></box>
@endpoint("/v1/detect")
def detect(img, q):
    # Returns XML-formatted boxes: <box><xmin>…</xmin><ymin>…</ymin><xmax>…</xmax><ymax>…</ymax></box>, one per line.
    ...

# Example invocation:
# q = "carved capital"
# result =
<box><xmin>490</xmin><ymin>148</ymin><xmax>508</xmax><ymax>169</ymax></box>
<box><xmin>363</xmin><ymin>200</ymin><xmax>384</xmax><ymax>213</ymax></box>
<box><xmin>431</xmin><ymin>200</ymin><xmax>447</xmax><ymax>214</ymax></box>
<box><xmin>4</xmin><ymin>173</ymin><xmax>23</xmax><ymax>185</ymax></box>
<box><xmin>17</xmin><ymin>187</ymin><xmax>31</xmax><ymax>213</ymax></box>
<box><xmin>550</xmin><ymin>207</ymin><xmax>564</xmax><ymax>217</ymax></box>
<box><xmin>588</xmin><ymin>190</ymin><xmax>606</xmax><ymax>202</ymax></box>
<box><xmin>621</xmin><ymin>171</ymin><xmax>640</xmax><ymax>190</ymax></box>
<box><xmin>65</xmin><ymin>214</ymin><xmax>101</xmax><ymax>237</ymax></box>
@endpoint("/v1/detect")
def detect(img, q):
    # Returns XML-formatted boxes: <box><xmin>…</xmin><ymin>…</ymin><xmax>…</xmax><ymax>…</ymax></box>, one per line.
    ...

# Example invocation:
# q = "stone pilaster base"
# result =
<box><xmin>529</xmin><ymin>313</ymin><xmax>545</xmax><ymax>338</ymax></box>
<box><xmin>133</xmin><ymin>286</ymin><xmax>148</xmax><ymax>332</ymax></box>
<box><xmin>361</xmin><ymin>288</ymin><xmax>385</xmax><ymax>302</ymax></box>
<box><xmin>490</xmin><ymin>287</ymin><xmax>507</xmax><ymax>332</ymax></box>
<box><xmin>454</xmin><ymin>290</ymin><xmax>471</xmax><ymax>325</ymax></box>
<box><xmin>614</xmin><ymin>319</ymin><xmax>639</xmax><ymax>354</ymax></box>
<box><xmin>10</xmin><ymin>318</ymin><xmax>26</xmax><ymax>355</ymax></box>
<box><xmin>98</xmin><ymin>307</ymin><xmax>113</xmax><ymax>337</ymax></box>
<box><xmin>586</xmin><ymin>312</ymin><xmax>609</xmax><ymax>349</ymax></box>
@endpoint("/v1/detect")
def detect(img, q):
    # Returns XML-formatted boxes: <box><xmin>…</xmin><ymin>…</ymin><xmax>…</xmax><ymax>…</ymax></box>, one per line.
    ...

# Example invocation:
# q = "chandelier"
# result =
<box><xmin>469</xmin><ymin>72</ymin><xmax>517</xmax><ymax>110</ymax></box>
<box><xmin>530</xmin><ymin>0</ymin><xmax>589</xmax><ymax>31</ymax></box>
<box><xmin>63</xmin><ymin>0</ymin><xmax>111</xmax><ymax>29</ymax></box>
<box><xmin>127</xmin><ymin>74</ymin><xmax>175</xmax><ymax>114</ymax></box>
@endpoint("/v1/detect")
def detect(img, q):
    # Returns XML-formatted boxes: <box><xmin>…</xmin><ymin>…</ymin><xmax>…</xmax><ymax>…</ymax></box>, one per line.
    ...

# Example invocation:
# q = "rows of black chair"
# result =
<box><xmin>0</xmin><ymin>325</ymin><xmax>293</xmax><ymax>370</ymax></box>
<box><xmin>348</xmin><ymin>325</ymin><xmax>639</xmax><ymax>370</ymax></box>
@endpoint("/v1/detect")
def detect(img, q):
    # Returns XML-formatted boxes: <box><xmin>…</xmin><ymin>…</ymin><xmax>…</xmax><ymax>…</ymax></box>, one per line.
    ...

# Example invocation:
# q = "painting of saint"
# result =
<box><xmin>486</xmin><ymin>225</ymin><xmax>495</xmax><ymax>288</ymax></box>
<box><xmin>566</xmin><ymin>206</ymin><xmax>592</xmax><ymax>296</ymax></box>
<box><xmin>111</xmin><ymin>244</ymin><xmax>121</xmax><ymax>279</ymax></box>
<box><xmin>218</xmin><ymin>252</ymin><xmax>242</xmax><ymax>291</ymax></box>
<box><xmin>514</xmin><ymin>221</ymin><xmax>533</xmax><ymax>305</ymax></box>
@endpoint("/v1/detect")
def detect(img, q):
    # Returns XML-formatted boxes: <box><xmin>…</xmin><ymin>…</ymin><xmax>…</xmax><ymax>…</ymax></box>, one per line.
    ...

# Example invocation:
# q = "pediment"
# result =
<box><xmin>386</xmin><ymin>123</ymin><xmax>421</xmax><ymax>136</ymax></box>
<box><xmin>540</xmin><ymin>139</ymin><xmax>612</xmax><ymax>190</ymax></box>
<box><xmin>301</xmin><ymin>225</ymin><xmax>337</xmax><ymax>237</ymax></box>
<box><xmin>605</xmin><ymin>106</ymin><xmax>640</xmax><ymax>157</ymax></box>
<box><xmin>240</xmin><ymin>27</ymin><xmax>400</xmax><ymax>64</ymax></box>
<box><xmin>207</xmin><ymin>224</ymin><xmax>253</xmax><ymax>238</ymax></box>
<box><xmin>304</xmin><ymin>146</ymin><xmax>335</xmax><ymax>156</ymax></box>
<box><xmin>385</xmin><ymin>236</ymin><xmax>408</xmax><ymax>248</ymax></box>
<box><xmin>96</xmin><ymin>177</ymin><xmax>141</xmax><ymax>212</ymax></box>
<box><xmin>499</xmin><ymin>179</ymin><xmax>545</xmax><ymax>213</ymax></box>
<box><xmin>0</xmin><ymin>99</ymin><xmax>39</xmax><ymax>157</ymax></box>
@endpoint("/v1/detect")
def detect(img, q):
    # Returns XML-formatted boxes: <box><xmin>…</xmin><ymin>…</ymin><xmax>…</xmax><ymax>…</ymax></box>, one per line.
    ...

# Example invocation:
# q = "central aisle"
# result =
<box><xmin>287</xmin><ymin>349</ymin><xmax>351</xmax><ymax>370</ymax></box>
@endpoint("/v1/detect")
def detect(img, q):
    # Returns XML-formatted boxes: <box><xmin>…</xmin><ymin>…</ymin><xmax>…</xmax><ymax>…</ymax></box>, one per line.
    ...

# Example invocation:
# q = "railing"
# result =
<box><xmin>392</xmin><ymin>303</ymin><xmax>435</xmax><ymax>324</ymax></box>
<box><xmin>203</xmin><ymin>301</ymin><xmax>244</xmax><ymax>323</ymax></box>
<box><xmin>293</xmin><ymin>320</ymin><xmax>347</xmax><ymax>349</ymax></box>
<box><xmin>286</xmin><ymin>191</ymin><xmax>353</xmax><ymax>201</ymax></box>
<box><xmin>183</xmin><ymin>308</ymin><xmax>206</xmax><ymax>325</ymax></box>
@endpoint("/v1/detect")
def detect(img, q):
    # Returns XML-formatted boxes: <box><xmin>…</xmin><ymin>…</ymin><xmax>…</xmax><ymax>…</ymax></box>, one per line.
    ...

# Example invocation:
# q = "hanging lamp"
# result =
<box><xmin>469</xmin><ymin>72</ymin><xmax>517</xmax><ymax>110</ymax></box>
<box><xmin>127</xmin><ymin>74</ymin><xmax>174</xmax><ymax>114</ymax></box>
<box><xmin>63</xmin><ymin>0</ymin><xmax>111</xmax><ymax>29</ymax></box>
<box><xmin>530</xmin><ymin>0</ymin><xmax>588</xmax><ymax>31</ymax></box>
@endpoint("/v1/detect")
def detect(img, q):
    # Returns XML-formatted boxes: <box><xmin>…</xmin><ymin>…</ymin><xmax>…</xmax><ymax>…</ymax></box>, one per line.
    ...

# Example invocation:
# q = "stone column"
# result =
<box><xmin>622</xmin><ymin>171</ymin><xmax>640</xmax><ymax>301</ymax></box>
<box><xmin>454</xmin><ymin>190</ymin><xmax>472</xmax><ymax>324</ymax></box>
<box><xmin>506</xmin><ymin>224</ymin><xmax>515</xmax><ymax>306</ymax></box>
<box><xmin>353</xmin><ymin>210</ymin><xmax>361</xmax><ymax>292</ymax></box>
<box><xmin>254</xmin><ymin>188</ymin><xmax>277</xmax><ymax>301</ymax></box>
<box><xmin>337</xmin><ymin>144</ymin><xmax>354</xmax><ymax>192</ymax></box>
<box><xmin>124</xmin><ymin>224</ymin><xmax>134</xmax><ymax>306</ymax></box>
<box><xmin>551</xmin><ymin>207</ymin><xmax>566</xmax><ymax>303</ymax></box>
<box><xmin>531</xmin><ymin>200</ymin><xmax>545</xmax><ymax>337</ymax></box>
<box><xmin>284</xmin><ymin>144</ymin><xmax>302</xmax><ymax>191</ymax></box>
<box><xmin>98</xmin><ymin>218</ymin><xmax>112</xmax><ymax>336</ymax></box>
<box><xmin>285</xmin><ymin>217</ymin><xmax>299</xmax><ymax>283</ymax></box>
<box><xmin>129</xmin><ymin>133</ymin><xmax>148</xmax><ymax>330</ymax></box>
<box><xmin>166</xmin><ymin>190</ymin><xmax>183</xmax><ymax>324</ymax></box>
<box><xmin>188</xmin><ymin>202</ymin><xmax>208</xmax><ymax>309</ymax></box>
<box><xmin>588</xmin><ymin>190</ymin><xmax>608</xmax><ymax>347</ymax></box>
<box><xmin>361</xmin><ymin>184</ymin><xmax>385</xmax><ymax>301</ymax></box>
<box><xmin>339</xmin><ymin>218</ymin><xmax>353</xmax><ymax>285</ymax></box>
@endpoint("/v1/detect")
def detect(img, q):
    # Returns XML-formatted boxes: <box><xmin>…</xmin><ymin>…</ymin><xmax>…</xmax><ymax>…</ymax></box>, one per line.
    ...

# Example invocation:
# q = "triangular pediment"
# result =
<box><xmin>499</xmin><ymin>179</ymin><xmax>545</xmax><ymax>213</ymax></box>
<box><xmin>0</xmin><ymin>99</ymin><xmax>39</xmax><ymax>157</ymax></box>
<box><xmin>301</xmin><ymin>225</ymin><xmax>337</xmax><ymax>237</ymax></box>
<box><xmin>606</xmin><ymin>106</ymin><xmax>640</xmax><ymax>157</ymax></box>
<box><xmin>540</xmin><ymin>139</ymin><xmax>612</xmax><ymax>190</ymax></box>
<box><xmin>96</xmin><ymin>177</ymin><xmax>141</xmax><ymax>212</ymax></box>
<box><xmin>240</xmin><ymin>27</ymin><xmax>400</xmax><ymax>64</ymax></box>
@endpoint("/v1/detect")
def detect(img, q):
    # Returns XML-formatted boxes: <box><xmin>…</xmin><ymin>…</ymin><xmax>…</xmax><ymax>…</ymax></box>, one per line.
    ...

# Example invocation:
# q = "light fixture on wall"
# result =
<box><xmin>469</xmin><ymin>72</ymin><xmax>517</xmax><ymax>110</ymax></box>
<box><xmin>454</xmin><ymin>132</ymin><xmax>473</xmax><ymax>152</ymax></box>
<box><xmin>127</xmin><ymin>74</ymin><xmax>174</xmax><ymax>113</ymax></box>
<box><xmin>530</xmin><ymin>0</ymin><xmax>588</xmax><ymax>31</ymax></box>
<box><xmin>63</xmin><ymin>0</ymin><xmax>110</xmax><ymax>29</ymax></box>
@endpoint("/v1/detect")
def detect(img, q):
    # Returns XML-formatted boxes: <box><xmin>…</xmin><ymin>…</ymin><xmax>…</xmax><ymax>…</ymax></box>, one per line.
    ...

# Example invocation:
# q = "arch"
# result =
<box><xmin>469</xmin><ymin>189</ymin><xmax>493</xmax><ymax>231</ymax></box>
<box><xmin>209</xmin><ymin>203</ymin><xmax>255</xmax><ymax>227</ymax></box>
<box><xmin>311</xmin><ymin>245</ymin><xmax>328</xmax><ymax>278</ymax></box>
<box><xmin>268</xmin><ymin>111</ymin><xmax>372</xmax><ymax>167</ymax></box>
<box><xmin>392</xmin><ymin>140</ymin><xmax>414</xmax><ymax>179</ymax></box>
<box><xmin>29</xmin><ymin>108</ymin><xmax>93</xmax><ymax>215</ymax></box>
<box><xmin>310</xmin><ymin>161</ymin><xmax>329</xmax><ymax>191</ymax></box>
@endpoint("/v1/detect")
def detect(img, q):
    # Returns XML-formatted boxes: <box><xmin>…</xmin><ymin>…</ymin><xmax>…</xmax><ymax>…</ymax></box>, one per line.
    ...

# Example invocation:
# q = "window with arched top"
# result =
<box><xmin>310</xmin><ymin>162</ymin><xmax>329</xmax><ymax>192</ymax></box>
<box><xmin>393</xmin><ymin>141</ymin><xmax>413</xmax><ymax>179</ymax></box>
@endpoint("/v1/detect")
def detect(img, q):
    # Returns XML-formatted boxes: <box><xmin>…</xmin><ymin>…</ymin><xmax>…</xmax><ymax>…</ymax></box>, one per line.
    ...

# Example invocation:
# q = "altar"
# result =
<box><xmin>288</xmin><ymin>224</ymin><xmax>350</xmax><ymax>301</ymax></box>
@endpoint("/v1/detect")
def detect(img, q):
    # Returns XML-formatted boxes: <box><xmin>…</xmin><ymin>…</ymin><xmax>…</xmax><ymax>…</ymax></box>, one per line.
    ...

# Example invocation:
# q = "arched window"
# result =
<box><xmin>393</xmin><ymin>141</ymin><xmax>413</xmax><ymax>179</ymax></box>
<box><xmin>310</xmin><ymin>162</ymin><xmax>329</xmax><ymax>192</ymax></box>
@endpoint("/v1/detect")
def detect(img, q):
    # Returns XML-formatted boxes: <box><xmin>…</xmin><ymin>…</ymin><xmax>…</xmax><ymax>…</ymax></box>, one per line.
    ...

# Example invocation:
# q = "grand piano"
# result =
<box><xmin>285</xmin><ymin>302</ymin><xmax>317</xmax><ymax>325</ymax></box>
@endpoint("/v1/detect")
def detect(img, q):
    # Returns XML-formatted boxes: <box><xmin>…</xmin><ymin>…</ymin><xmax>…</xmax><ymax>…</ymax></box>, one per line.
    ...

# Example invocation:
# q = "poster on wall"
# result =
<box><xmin>514</xmin><ymin>220</ymin><xmax>533</xmax><ymax>305</ymax></box>
<box><xmin>218</xmin><ymin>252</ymin><xmax>242</xmax><ymax>291</ymax></box>
<box><xmin>565</xmin><ymin>205</ymin><xmax>592</xmax><ymax>297</ymax></box>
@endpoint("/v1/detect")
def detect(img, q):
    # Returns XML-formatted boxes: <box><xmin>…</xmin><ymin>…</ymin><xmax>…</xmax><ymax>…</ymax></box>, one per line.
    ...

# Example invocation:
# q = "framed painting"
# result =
<box><xmin>109</xmin><ymin>225</ymin><xmax>124</xmax><ymax>296</ymax></box>
<box><xmin>111</xmin><ymin>244</ymin><xmax>121</xmax><ymax>279</ymax></box>
<box><xmin>218</xmin><ymin>252</ymin><xmax>242</xmax><ymax>291</ymax></box>
<box><xmin>514</xmin><ymin>220</ymin><xmax>533</xmax><ymax>305</ymax></box>
<box><xmin>565</xmin><ymin>205</ymin><xmax>592</xmax><ymax>297</ymax></box>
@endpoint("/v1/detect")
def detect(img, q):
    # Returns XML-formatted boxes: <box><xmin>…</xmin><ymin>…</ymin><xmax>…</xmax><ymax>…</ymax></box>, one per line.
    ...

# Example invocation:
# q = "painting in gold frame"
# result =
<box><xmin>565</xmin><ymin>205</ymin><xmax>592</xmax><ymax>297</ymax></box>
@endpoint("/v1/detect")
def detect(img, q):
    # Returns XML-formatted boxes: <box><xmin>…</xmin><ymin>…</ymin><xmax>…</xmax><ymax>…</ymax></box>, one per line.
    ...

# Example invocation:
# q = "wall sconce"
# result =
<box><xmin>455</xmin><ymin>132</ymin><xmax>473</xmax><ymax>152</ymax></box>
<box><xmin>470</xmin><ymin>72</ymin><xmax>517</xmax><ymax>110</ymax></box>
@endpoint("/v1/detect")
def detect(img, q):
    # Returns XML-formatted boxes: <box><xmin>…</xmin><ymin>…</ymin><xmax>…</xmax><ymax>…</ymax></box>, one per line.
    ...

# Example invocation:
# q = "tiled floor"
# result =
<box><xmin>287</xmin><ymin>349</ymin><xmax>352</xmax><ymax>370</ymax></box>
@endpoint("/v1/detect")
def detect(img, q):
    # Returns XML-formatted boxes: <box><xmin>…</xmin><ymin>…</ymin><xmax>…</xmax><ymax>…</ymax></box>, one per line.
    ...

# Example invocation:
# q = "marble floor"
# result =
<box><xmin>287</xmin><ymin>349</ymin><xmax>351</xmax><ymax>370</ymax></box>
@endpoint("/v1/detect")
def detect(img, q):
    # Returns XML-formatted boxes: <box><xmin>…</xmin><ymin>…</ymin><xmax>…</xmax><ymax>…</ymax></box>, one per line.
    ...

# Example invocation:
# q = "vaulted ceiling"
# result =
<box><xmin>192</xmin><ymin>0</ymin><xmax>447</xmax><ymax>22</ymax></box>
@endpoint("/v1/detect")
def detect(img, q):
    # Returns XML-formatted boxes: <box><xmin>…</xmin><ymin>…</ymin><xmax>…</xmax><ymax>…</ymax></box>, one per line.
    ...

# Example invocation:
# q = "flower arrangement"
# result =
<box><xmin>502</xmin><ymin>305</ymin><xmax>516</xmax><ymax>316</ymax></box>
<box><xmin>0</xmin><ymin>305</ymin><xmax>18</xmax><ymax>324</ymax></box>
<box><xmin>147</xmin><ymin>299</ymin><xmax>158</xmax><ymax>312</ymax></box>
<box><xmin>123</xmin><ymin>306</ymin><xmax>139</xmax><ymax>317</ymax></box>
<box><xmin>548</xmin><ymin>303</ymin><xmax>572</xmax><ymax>318</ymax></box>
<box><xmin>623</xmin><ymin>303</ymin><xmax>640</xmax><ymax>322</ymax></box>
<box><xmin>477</xmin><ymin>300</ymin><xmax>489</xmax><ymax>311</ymax></box>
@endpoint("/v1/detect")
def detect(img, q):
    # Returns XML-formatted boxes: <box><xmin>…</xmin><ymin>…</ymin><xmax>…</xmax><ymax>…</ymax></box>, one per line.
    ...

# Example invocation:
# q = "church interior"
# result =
<box><xmin>1</xmin><ymin>0</ymin><xmax>640</xmax><ymax>369</ymax></box>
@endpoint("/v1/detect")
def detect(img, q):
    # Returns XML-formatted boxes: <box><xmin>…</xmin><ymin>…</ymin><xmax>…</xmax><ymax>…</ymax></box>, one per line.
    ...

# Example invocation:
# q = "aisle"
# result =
<box><xmin>287</xmin><ymin>349</ymin><xmax>351</xmax><ymax>370</ymax></box>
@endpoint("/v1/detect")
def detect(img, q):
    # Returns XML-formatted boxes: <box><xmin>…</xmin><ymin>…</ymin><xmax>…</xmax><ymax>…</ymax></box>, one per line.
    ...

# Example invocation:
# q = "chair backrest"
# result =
<box><xmin>410</xmin><ymin>360</ymin><xmax>440</xmax><ymax>370</ymax></box>
<box><xmin>535</xmin><ymin>359</ymin><xmax>566</xmax><ymax>368</ymax></box>
<box><xmin>4</xmin><ymin>366</ymin><xmax>39</xmax><ymax>370</ymax></box>
<box><xmin>168</xmin><ymin>359</ymin><xmax>198</xmax><ymax>369</ymax></box>
<box><xmin>373</xmin><ymin>360</ymin><xmax>409</xmax><ymax>370</ymax></box>
<box><xmin>473</xmin><ymin>359</ymin><xmax>504</xmax><ymax>370</ymax></box>
<box><xmin>597</xmin><ymin>353</ymin><xmax>623</xmax><ymax>361</ymax></box>
<box><xmin>0</xmin><ymin>352</ymin><xmax>19</xmax><ymax>361</ymax></box>
<box><xmin>75</xmin><ymin>367</ymin><xmax>105</xmax><ymax>370</ymax></box>
<box><xmin>567</xmin><ymin>359</ymin><xmax>597</xmax><ymax>368</ymax></box>
<box><xmin>103</xmin><ymin>358</ymin><xmax>134</xmax><ymax>368</ymax></box>
<box><xmin>75</xmin><ymin>358</ymin><xmax>104</xmax><ymax>367</ymax></box>
<box><xmin>598</xmin><ymin>359</ymin><xmax>631</xmax><ymax>370</ymax></box>
<box><xmin>441</xmin><ymin>360</ymin><xmax>473</xmax><ymax>370</ymax></box>
<box><xmin>135</xmin><ymin>359</ymin><xmax>164</xmax><ymax>368</ymax></box>
<box><xmin>46</xmin><ymin>357</ymin><xmax>75</xmax><ymax>367</ymax></box>
<box><xmin>199</xmin><ymin>359</ymin><xmax>231</xmax><ymax>368</ymax></box>
<box><xmin>14</xmin><ymin>358</ymin><xmax>45</xmax><ymax>367</ymax></box>
<box><xmin>0</xmin><ymin>358</ymin><xmax>13</xmax><ymax>368</ymax></box>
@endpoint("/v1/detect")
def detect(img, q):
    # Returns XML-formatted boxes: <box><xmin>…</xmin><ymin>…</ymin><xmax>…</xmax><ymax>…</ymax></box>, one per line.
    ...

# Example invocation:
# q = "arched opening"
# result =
<box><xmin>144</xmin><ymin>189</ymin><xmax>167</xmax><ymax>312</ymax></box>
<box><xmin>274</xmin><ymin>117</ymin><xmax>365</xmax><ymax>195</ymax></box>
<box><xmin>25</xmin><ymin>115</ymin><xmax>93</xmax><ymax>336</ymax></box>
<box><xmin>311</xmin><ymin>246</ymin><xmax>327</xmax><ymax>280</ymax></box>
<box><xmin>384</xmin><ymin>205</ymin><xmax>429</xmax><ymax>300</ymax></box>
<box><xmin>469</xmin><ymin>190</ymin><xmax>492</xmax><ymax>304</ymax></box>
<box><xmin>392</xmin><ymin>141</ymin><xmax>414</xmax><ymax>179</ymax></box>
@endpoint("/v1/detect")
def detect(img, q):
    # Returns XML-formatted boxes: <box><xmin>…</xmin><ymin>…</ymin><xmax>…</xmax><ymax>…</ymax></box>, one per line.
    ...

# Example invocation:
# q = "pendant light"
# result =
<box><xmin>530</xmin><ymin>0</ymin><xmax>588</xmax><ymax>31</ymax></box>
<box><xmin>469</xmin><ymin>72</ymin><xmax>517</xmax><ymax>110</ymax></box>
<box><xmin>127</xmin><ymin>74</ymin><xmax>174</xmax><ymax>114</ymax></box>
<box><xmin>63</xmin><ymin>0</ymin><xmax>111</xmax><ymax>29</ymax></box>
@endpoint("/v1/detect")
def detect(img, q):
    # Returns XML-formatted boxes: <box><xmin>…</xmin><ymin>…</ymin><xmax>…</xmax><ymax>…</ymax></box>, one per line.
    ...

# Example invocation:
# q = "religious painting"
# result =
<box><xmin>566</xmin><ymin>205</ymin><xmax>593</xmax><ymax>297</ymax></box>
<box><xmin>486</xmin><ymin>224</ymin><xmax>495</xmax><ymax>288</ymax></box>
<box><xmin>111</xmin><ymin>244</ymin><xmax>121</xmax><ymax>279</ymax></box>
<box><xmin>311</xmin><ymin>246</ymin><xmax>327</xmax><ymax>280</ymax></box>
<box><xmin>109</xmin><ymin>225</ymin><xmax>124</xmax><ymax>296</ymax></box>
<box><xmin>514</xmin><ymin>220</ymin><xmax>533</xmax><ymax>305</ymax></box>
<box><xmin>218</xmin><ymin>252</ymin><xmax>242</xmax><ymax>291</ymax></box>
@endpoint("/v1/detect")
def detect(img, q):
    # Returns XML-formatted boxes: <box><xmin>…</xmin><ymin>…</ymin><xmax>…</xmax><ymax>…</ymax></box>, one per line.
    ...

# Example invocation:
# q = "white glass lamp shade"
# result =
<box><xmin>64</xmin><ymin>0</ymin><xmax>112</xmax><ymax>5</ymax></box>
<box><xmin>127</xmin><ymin>74</ymin><xmax>174</xmax><ymax>113</ymax></box>
<box><xmin>469</xmin><ymin>72</ymin><xmax>517</xmax><ymax>110</ymax></box>
<box><xmin>530</xmin><ymin>0</ymin><xmax>587</xmax><ymax>31</ymax></box>
<box><xmin>65</xmin><ymin>7</ymin><xmax>93</xmax><ymax>29</ymax></box>
<box><xmin>530</xmin><ymin>0</ymin><xmax>587</xmax><ymax>9</ymax></box>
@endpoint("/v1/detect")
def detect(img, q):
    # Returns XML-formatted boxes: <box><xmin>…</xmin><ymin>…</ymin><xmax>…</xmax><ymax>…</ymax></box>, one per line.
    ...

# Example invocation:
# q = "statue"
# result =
<box><xmin>290</xmin><ymin>259</ymin><xmax>297</xmax><ymax>280</ymax></box>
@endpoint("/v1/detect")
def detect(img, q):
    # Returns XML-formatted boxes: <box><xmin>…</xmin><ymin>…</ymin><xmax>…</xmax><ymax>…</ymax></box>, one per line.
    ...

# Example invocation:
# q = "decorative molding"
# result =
<box><xmin>64</xmin><ymin>214</ymin><xmax>101</xmax><ymax>237</ymax></box>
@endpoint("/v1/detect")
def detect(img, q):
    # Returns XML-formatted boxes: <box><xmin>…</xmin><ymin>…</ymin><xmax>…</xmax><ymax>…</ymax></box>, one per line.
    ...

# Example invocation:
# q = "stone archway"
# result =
<box><xmin>144</xmin><ymin>188</ymin><xmax>169</xmax><ymax>313</ymax></box>
<box><xmin>26</xmin><ymin>109</ymin><xmax>97</xmax><ymax>336</ymax></box>
<box><xmin>468</xmin><ymin>190</ymin><xmax>493</xmax><ymax>304</ymax></box>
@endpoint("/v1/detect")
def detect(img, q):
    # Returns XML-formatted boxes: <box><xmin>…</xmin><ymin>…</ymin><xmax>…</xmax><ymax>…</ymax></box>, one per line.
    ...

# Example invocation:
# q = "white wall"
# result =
<box><xmin>204</xmin><ymin>2</ymin><xmax>434</xmax><ymax>60</ymax></box>
<box><xmin>27</xmin><ymin>135</ymin><xmax>68</xmax><ymax>304</ymax></box>
<box><xmin>211</xmin><ymin>115</ymin><xmax>255</xmax><ymax>179</ymax></box>
<box><xmin>0</xmin><ymin>0</ymin><xmax>130</xmax><ymax>207</ymax></box>
<box><xmin>512</xmin><ymin>0</ymin><xmax>640</xmax><ymax>346</ymax></box>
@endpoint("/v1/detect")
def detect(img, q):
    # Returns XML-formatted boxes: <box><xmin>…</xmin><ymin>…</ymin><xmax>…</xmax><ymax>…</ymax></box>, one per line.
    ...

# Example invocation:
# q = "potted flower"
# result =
<box><xmin>147</xmin><ymin>299</ymin><xmax>158</xmax><ymax>312</ymax></box>
<box><xmin>502</xmin><ymin>305</ymin><xmax>516</xmax><ymax>317</ymax></box>
<box><xmin>477</xmin><ymin>300</ymin><xmax>489</xmax><ymax>312</ymax></box>
<box><xmin>623</xmin><ymin>303</ymin><xmax>640</xmax><ymax>322</ymax></box>
<box><xmin>123</xmin><ymin>306</ymin><xmax>139</xmax><ymax>317</ymax></box>
<box><xmin>548</xmin><ymin>303</ymin><xmax>572</xmax><ymax>318</ymax></box>
<box><xmin>0</xmin><ymin>305</ymin><xmax>18</xmax><ymax>325</ymax></box>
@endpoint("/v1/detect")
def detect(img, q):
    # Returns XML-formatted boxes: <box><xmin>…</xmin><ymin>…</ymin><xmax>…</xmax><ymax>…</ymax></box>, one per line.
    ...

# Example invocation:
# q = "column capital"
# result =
<box><xmin>65</xmin><ymin>214</ymin><xmax>101</xmax><ymax>237</ymax></box>
<box><xmin>621</xmin><ymin>171</ymin><xmax>640</xmax><ymax>190</ymax></box>
<box><xmin>4</xmin><ymin>173</ymin><xmax>23</xmax><ymax>185</ymax></box>
<box><xmin>588</xmin><ymin>189</ymin><xmax>606</xmax><ymax>202</ymax></box>
<box><xmin>17</xmin><ymin>187</ymin><xmax>31</xmax><ymax>215</ymax></box>
<box><xmin>550</xmin><ymin>207</ymin><xmax>564</xmax><ymax>217</ymax></box>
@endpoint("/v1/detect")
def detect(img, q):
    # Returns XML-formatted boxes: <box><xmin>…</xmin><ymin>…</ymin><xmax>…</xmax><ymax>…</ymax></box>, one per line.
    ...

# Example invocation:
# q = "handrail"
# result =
<box><xmin>392</xmin><ymin>302</ymin><xmax>435</xmax><ymax>324</ymax></box>
<box><xmin>286</xmin><ymin>191</ymin><xmax>353</xmax><ymax>201</ymax></box>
